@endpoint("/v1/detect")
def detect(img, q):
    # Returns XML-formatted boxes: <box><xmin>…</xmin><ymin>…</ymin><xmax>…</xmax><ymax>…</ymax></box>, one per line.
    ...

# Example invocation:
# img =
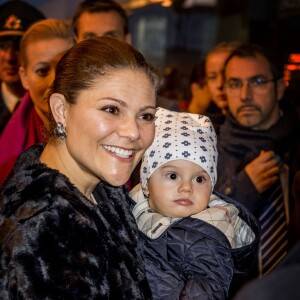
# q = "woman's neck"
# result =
<box><xmin>40</xmin><ymin>142</ymin><xmax>98</xmax><ymax>201</ymax></box>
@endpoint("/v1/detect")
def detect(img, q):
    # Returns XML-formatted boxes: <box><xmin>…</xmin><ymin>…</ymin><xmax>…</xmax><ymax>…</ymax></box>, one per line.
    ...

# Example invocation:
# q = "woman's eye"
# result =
<box><xmin>166</xmin><ymin>172</ymin><xmax>178</xmax><ymax>180</ymax></box>
<box><xmin>102</xmin><ymin>106</ymin><xmax>119</xmax><ymax>115</ymax></box>
<box><xmin>36</xmin><ymin>68</ymin><xmax>49</xmax><ymax>77</ymax></box>
<box><xmin>141</xmin><ymin>113</ymin><xmax>155</xmax><ymax>121</ymax></box>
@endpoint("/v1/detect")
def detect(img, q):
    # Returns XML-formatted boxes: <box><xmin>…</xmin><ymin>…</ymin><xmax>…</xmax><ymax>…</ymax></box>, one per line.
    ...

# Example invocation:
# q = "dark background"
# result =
<box><xmin>1</xmin><ymin>0</ymin><xmax>300</xmax><ymax>93</ymax></box>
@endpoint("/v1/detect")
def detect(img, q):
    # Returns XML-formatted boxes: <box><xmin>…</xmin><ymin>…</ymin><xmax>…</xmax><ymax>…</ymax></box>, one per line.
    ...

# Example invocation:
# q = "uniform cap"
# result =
<box><xmin>0</xmin><ymin>0</ymin><xmax>45</xmax><ymax>37</ymax></box>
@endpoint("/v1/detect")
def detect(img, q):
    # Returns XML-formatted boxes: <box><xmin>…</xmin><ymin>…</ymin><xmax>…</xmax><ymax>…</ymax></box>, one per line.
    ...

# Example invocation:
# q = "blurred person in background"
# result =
<box><xmin>215</xmin><ymin>43</ymin><xmax>300</xmax><ymax>282</ymax></box>
<box><xmin>187</xmin><ymin>60</ymin><xmax>212</xmax><ymax>114</ymax></box>
<box><xmin>72</xmin><ymin>0</ymin><xmax>183</xmax><ymax>113</ymax></box>
<box><xmin>0</xmin><ymin>0</ymin><xmax>45</xmax><ymax>135</ymax></box>
<box><xmin>0</xmin><ymin>19</ymin><xmax>74</xmax><ymax>186</ymax></box>
<box><xmin>156</xmin><ymin>66</ymin><xmax>183</xmax><ymax>111</ymax></box>
<box><xmin>72</xmin><ymin>0</ymin><xmax>131</xmax><ymax>43</ymax></box>
<box><xmin>204</xmin><ymin>41</ymin><xmax>241</xmax><ymax>133</ymax></box>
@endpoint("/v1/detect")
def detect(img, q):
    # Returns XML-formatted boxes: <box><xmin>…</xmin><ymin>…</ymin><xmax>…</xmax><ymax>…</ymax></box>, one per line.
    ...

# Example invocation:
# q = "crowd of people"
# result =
<box><xmin>0</xmin><ymin>0</ymin><xmax>299</xmax><ymax>299</ymax></box>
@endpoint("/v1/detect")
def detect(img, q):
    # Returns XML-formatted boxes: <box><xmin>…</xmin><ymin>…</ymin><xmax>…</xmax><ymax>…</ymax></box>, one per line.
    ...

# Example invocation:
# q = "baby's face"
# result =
<box><xmin>148</xmin><ymin>160</ymin><xmax>212</xmax><ymax>218</ymax></box>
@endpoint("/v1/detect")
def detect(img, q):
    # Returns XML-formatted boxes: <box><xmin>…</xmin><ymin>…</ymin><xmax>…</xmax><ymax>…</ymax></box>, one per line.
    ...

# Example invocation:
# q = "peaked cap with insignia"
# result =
<box><xmin>0</xmin><ymin>0</ymin><xmax>45</xmax><ymax>37</ymax></box>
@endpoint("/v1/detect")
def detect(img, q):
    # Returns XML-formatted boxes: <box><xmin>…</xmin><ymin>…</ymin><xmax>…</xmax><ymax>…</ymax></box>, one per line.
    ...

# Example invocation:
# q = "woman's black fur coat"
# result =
<box><xmin>0</xmin><ymin>144</ymin><xmax>151</xmax><ymax>299</ymax></box>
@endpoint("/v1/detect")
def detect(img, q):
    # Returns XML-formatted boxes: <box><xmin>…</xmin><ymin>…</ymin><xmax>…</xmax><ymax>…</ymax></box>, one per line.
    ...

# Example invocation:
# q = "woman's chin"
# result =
<box><xmin>104</xmin><ymin>175</ymin><xmax>130</xmax><ymax>187</ymax></box>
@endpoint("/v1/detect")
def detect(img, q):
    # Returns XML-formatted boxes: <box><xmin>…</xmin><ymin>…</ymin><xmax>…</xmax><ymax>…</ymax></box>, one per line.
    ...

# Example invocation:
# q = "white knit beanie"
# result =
<box><xmin>141</xmin><ymin>107</ymin><xmax>218</xmax><ymax>196</ymax></box>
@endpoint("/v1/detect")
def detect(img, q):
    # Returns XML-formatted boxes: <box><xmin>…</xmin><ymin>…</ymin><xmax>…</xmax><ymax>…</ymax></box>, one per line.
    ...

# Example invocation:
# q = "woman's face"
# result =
<box><xmin>60</xmin><ymin>69</ymin><xmax>156</xmax><ymax>188</ymax></box>
<box><xmin>20</xmin><ymin>38</ymin><xmax>73</xmax><ymax>122</ymax></box>
<box><xmin>206</xmin><ymin>50</ymin><xmax>231</xmax><ymax>112</ymax></box>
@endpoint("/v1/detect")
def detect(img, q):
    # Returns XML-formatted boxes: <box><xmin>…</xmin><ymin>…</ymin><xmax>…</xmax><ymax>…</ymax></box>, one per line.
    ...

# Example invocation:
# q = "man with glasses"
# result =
<box><xmin>0</xmin><ymin>0</ymin><xmax>45</xmax><ymax>135</ymax></box>
<box><xmin>214</xmin><ymin>43</ymin><xmax>300</xmax><ymax>281</ymax></box>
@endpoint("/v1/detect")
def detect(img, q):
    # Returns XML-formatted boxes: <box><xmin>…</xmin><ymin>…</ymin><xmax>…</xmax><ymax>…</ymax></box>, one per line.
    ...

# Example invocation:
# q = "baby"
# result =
<box><xmin>130</xmin><ymin>107</ymin><xmax>259</xmax><ymax>300</ymax></box>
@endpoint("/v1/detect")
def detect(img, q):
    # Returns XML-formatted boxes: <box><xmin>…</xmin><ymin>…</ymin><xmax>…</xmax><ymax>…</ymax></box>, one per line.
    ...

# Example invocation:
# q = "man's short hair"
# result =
<box><xmin>72</xmin><ymin>0</ymin><xmax>129</xmax><ymax>37</ymax></box>
<box><xmin>223</xmin><ymin>43</ymin><xmax>283</xmax><ymax>80</ymax></box>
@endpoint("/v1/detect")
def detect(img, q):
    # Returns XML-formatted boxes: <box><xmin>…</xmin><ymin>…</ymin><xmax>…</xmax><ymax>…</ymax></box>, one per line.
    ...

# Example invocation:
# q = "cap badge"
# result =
<box><xmin>4</xmin><ymin>15</ymin><xmax>22</xmax><ymax>30</ymax></box>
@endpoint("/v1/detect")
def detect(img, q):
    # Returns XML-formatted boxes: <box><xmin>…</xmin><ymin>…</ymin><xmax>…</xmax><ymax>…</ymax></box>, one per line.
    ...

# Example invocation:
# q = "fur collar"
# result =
<box><xmin>0</xmin><ymin>144</ymin><xmax>151</xmax><ymax>299</ymax></box>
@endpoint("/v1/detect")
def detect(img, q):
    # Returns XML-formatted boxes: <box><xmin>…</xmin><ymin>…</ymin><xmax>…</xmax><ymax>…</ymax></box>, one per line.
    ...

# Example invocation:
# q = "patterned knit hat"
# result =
<box><xmin>141</xmin><ymin>107</ymin><xmax>218</xmax><ymax>196</ymax></box>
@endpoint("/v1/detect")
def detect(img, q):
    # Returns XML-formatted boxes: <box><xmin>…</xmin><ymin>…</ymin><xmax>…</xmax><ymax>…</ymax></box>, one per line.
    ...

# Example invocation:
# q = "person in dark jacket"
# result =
<box><xmin>233</xmin><ymin>240</ymin><xmax>300</xmax><ymax>300</ymax></box>
<box><xmin>233</xmin><ymin>171</ymin><xmax>300</xmax><ymax>300</ymax></box>
<box><xmin>215</xmin><ymin>43</ymin><xmax>300</xmax><ymax>277</ymax></box>
<box><xmin>130</xmin><ymin>107</ymin><xmax>260</xmax><ymax>300</ymax></box>
<box><xmin>290</xmin><ymin>170</ymin><xmax>300</xmax><ymax>245</ymax></box>
<box><xmin>0</xmin><ymin>37</ymin><xmax>159</xmax><ymax>299</ymax></box>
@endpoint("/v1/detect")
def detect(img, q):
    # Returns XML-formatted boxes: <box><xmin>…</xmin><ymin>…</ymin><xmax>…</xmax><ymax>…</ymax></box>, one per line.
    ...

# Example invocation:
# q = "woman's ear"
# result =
<box><xmin>190</xmin><ymin>82</ymin><xmax>200</xmax><ymax>97</ymax></box>
<box><xmin>49</xmin><ymin>93</ymin><xmax>68</xmax><ymax>123</ymax></box>
<box><xmin>19</xmin><ymin>67</ymin><xmax>29</xmax><ymax>90</ymax></box>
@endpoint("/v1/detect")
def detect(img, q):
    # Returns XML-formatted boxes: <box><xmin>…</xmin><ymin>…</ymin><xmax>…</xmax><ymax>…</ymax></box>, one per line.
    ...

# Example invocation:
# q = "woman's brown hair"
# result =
<box><xmin>47</xmin><ymin>36</ymin><xmax>159</xmax><ymax>139</ymax></box>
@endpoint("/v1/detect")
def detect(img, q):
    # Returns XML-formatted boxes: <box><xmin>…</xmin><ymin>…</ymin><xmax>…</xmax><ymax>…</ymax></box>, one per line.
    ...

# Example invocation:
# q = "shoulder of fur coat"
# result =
<box><xmin>0</xmin><ymin>143</ymin><xmax>151</xmax><ymax>299</ymax></box>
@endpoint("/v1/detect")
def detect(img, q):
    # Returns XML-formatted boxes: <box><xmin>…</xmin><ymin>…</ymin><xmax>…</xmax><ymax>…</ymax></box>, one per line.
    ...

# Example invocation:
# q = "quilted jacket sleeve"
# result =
<box><xmin>178</xmin><ymin>227</ymin><xmax>234</xmax><ymax>300</ymax></box>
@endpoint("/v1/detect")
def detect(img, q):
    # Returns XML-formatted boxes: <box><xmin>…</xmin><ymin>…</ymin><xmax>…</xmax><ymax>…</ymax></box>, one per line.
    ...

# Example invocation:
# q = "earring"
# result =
<box><xmin>54</xmin><ymin>122</ymin><xmax>67</xmax><ymax>140</ymax></box>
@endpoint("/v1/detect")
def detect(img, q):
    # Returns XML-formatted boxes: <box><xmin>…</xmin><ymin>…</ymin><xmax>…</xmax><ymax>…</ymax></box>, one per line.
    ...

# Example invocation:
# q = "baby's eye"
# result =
<box><xmin>102</xmin><ymin>106</ymin><xmax>119</xmax><ymax>115</ymax></box>
<box><xmin>166</xmin><ymin>172</ymin><xmax>178</xmax><ymax>180</ymax></box>
<box><xmin>195</xmin><ymin>176</ymin><xmax>205</xmax><ymax>183</ymax></box>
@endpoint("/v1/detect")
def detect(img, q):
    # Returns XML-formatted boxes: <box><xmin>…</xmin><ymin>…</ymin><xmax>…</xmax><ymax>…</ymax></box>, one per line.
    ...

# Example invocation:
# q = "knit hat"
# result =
<box><xmin>0</xmin><ymin>0</ymin><xmax>45</xmax><ymax>37</ymax></box>
<box><xmin>141</xmin><ymin>107</ymin><xmax>218</xmax><ymax>196</ymax></box>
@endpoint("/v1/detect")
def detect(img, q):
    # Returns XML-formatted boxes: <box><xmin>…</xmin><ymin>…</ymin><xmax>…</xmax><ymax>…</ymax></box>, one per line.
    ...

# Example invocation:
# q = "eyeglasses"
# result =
<box><xmin>225</xmin><ymin>76</ymin><xmax>275</xmax><ymax>95</ymax></box>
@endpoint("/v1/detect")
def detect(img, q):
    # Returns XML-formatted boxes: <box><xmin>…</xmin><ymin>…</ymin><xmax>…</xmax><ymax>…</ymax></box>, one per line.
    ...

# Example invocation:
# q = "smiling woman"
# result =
<box><xmin>0</xmin><ymin>36</ymin><xmax>159</xmax><ymax>298</ymax></box>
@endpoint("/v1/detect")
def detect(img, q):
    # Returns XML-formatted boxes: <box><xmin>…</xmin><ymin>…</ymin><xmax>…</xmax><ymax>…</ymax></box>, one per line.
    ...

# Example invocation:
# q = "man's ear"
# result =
<box><xmin>49</xmin><ymin>93</ymin><xmax>68</xmax><ymax>123</ymax></box>
<box><xmin>276</xmin><ymin>78</ymin><xmax>286</xmax><ymax>101</ymax></box>
<box><xmin>19</xmin><ymin>67</ymin><xmax>29</xmax><ymax>90</ymax></box>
